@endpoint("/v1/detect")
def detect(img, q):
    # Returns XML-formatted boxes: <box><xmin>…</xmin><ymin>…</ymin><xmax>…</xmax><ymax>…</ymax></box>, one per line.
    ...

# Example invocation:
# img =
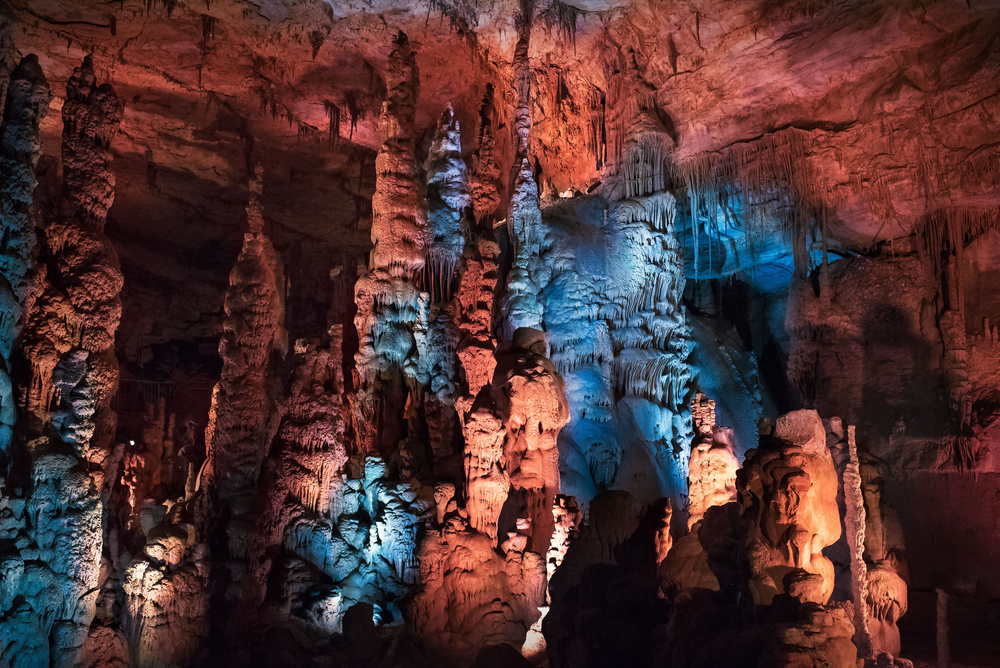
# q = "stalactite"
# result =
<box><xmin>324</xmin><ymin>99</ymin><xmax>340</xmax><ymax>148</ymax></box>
<box><xmin>585</xmin><ymin>85</ymin><xmax>607</xmax><ymax>170</ymax></box>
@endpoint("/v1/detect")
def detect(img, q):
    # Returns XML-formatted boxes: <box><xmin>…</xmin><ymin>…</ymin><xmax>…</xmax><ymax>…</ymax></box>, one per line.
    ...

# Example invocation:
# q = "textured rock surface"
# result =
<box><xmin>2</xmin><ymin>1</ymin><xmax>1000</xmax><ymax>666</ymax></box>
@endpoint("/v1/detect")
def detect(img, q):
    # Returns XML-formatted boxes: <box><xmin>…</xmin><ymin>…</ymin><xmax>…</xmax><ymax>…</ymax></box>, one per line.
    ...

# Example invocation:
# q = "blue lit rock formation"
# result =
<box><xmin>286</xmin><ymin>456</ymin><xmax>430</xmax><ymax>631</ymax></box>
<box><xmin>0</xmin><ymin>54</ymin><xmax>125</xmax><ymax>668</ymax></box>
<box><xmin>0</xmin><ymin>54</ymin><xmax>49</xmax><ymax>461</ymax></box>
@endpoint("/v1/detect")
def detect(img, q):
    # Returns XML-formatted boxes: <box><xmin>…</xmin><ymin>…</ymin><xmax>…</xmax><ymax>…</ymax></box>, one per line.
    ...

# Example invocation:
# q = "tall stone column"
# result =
<box><xmin>201</xmin><ymin>163</ymin><xmax>286</xmax><ymax>645</ymax></box>
<box><xmin>352</xmin><ymin>31</ymin><xmax>424</xmax><ymax>458</ymax></box>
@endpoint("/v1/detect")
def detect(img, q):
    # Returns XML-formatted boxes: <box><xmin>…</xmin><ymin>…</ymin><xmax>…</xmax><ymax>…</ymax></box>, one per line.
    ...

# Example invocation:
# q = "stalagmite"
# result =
<box><xmin>686</xmin><ymin>394</ymin><xmax>738</xmax><ymax>530</ymax></box>
<box><xmin>739</xmin><ymin>410</ymin><xmax>841</xmax><ymax>605</ymax></box>
<box><xmin>353</xmin><ymin>31</ymin><xmax>424</xmax><ymax>457</ymax></box>
<box><xmin>200</xmin><ymin>162</ymin><xmax>286</xmax><ymax>640</ymax></box>
<box><xmin>454</xmin><ymin>233</ymin><xmax>500</xmax><ymax>412</ymax></box>
<box><xmin>843</xmin><ymin>424</ymin><xmax>873</xmax><ymax>660</ymax></box>
<box><xmin>937</xmin><ymin>588</ymin><xmax>950</xmax><ymax>668</ymax></box>
<box><xmin>0</xmin><ymin>54</ymin><xmax>49</xmax><ymax>460</ymax></box>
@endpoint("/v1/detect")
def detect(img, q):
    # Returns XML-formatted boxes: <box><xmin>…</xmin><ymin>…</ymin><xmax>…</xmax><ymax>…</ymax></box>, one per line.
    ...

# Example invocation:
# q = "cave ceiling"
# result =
<box><xmin>7</xmin><ymin>0</ymin><xmax>1000</xmax><ymax>352</ymax></box>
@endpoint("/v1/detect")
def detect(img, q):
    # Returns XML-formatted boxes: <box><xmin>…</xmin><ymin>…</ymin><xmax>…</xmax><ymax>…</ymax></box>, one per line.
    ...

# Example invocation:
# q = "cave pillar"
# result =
<box><xmin>200</xmin><ymin>163</ymin><xmax>286</xmax><ymax>644</ymax></box>
<box><xmin>352</xmin><ymin>31</ymin><xmax>424</xmax><ymax>459</ymax></box>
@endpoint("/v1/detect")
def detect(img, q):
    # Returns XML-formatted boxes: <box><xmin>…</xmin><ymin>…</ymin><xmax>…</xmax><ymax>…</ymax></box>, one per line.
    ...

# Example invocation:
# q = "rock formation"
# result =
<box><xmin>200</xmin><ymin>162</ymin><xmax>286</xmax><ymax>641</ymax></box>
<box><xmin>740</xmin><ymin>410</ymin><xmax>841</xmax><ymax>606</ymax></box>
<box><xmin>0</xmin><ymin>54</ymin><xmax>126</xmax><ymax>668</ymax></box>
<box><xmin>2</xmin><ymin>1</ymin><xmax>999</xmax><ymax>666</ymax></box>
<box><xmin>410</xmin><ymin>485</ymin><xmax>545</xmax><ymax>666</ymax></box>
<box><xmin>352</xmin><ymin>30</ymin><xmax>424</xmax><ymax>458</ymax></box>
<box><xmin>686</xmin><ymin>393</ymin><xmax>739</xmax><ymax>530</ymax></box>
<box><xmin>0</xmin><ymin>54</ymin><xmax>49</xmax><ymax>462</ymax></box>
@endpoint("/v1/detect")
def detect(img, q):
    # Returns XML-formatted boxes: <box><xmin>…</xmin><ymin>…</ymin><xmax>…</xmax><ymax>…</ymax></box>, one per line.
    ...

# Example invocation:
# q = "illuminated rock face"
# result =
<box><xmin>122</xmin><ymin>522</ymin><xmax>209</xmax><ymax>668</ymax></box>
<box><xmin>285</xmin><ymin>456</ymin><xmax>430</xmax><ymax>631</ymax></box>
<box><xmin>686</xmin><ymin>393</ymin><xmax>739</xmax><ymax>530</ymax></box>
<box><xmin>5</xmin><ymin>2</ymin><xmax>1000</xmax><ymax>665</ymax></box>
<box><xmin>410</xmin><ymin>486</ymin><xmax>546</xmax><ymax>666</ymax></box>
<box><xmin>0</xmin><ymin>55</ymin><xmax>125</xmax><ymax>668</ymax></box>
<box><xmin>739</xmin><ymin>410</ymin><xmax>841</xmax><ymax>606</ymax></box>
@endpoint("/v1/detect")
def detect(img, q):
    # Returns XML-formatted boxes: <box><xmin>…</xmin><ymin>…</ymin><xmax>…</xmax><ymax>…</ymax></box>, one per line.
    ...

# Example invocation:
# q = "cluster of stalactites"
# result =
<box><xmin>601</xmin><ymin>192</ymin><xmax>690</xmax><ymax>413</ymax></box>
<box><xmin>600</xmin><ymin>47</ymin><xmax>659</xmax><ymax>175</ymax></box>
<box><xmin>677</xmin><ymin>128</ymin><xmax>816</xmax><ymax>279</ymax></box>
<box><xmin>604</xmin><ymin>108</ymin><xmax>674</xmax><ymax>203</ymax></box>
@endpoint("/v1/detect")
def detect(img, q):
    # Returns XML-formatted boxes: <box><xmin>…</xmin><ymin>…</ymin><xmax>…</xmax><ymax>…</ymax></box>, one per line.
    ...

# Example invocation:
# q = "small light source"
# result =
<box><xmin>130</xmin><ymin>440</ymin><xmax>135</xmax><ymax>446</ymax></box>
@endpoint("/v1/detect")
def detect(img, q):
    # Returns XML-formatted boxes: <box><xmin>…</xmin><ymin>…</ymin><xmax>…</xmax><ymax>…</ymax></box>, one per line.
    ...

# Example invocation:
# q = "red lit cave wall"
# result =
<box><xmin>1</xmin><ymin>1</ymin><xmax>1000</xmax><ymax>668</ymax></box>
